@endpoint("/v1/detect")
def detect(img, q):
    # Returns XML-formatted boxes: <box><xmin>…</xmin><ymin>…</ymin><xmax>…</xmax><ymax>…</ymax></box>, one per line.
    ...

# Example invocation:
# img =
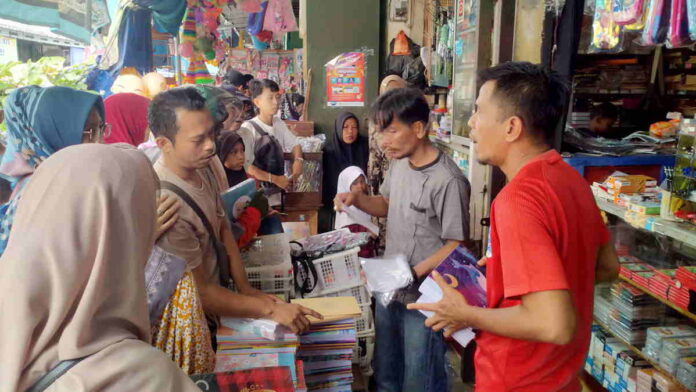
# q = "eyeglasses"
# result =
<box><xmin>83</xmin><ymin>123</ymin><xmax>112</xmax><ymax>143</ymax></box>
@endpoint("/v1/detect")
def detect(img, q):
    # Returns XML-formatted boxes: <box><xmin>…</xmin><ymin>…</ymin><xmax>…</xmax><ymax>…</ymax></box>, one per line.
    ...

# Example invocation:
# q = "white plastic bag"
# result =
<box><xmin>360</xmin><ymin>254</ymin><xmax>413</xmax><ymax>307</ymax></box>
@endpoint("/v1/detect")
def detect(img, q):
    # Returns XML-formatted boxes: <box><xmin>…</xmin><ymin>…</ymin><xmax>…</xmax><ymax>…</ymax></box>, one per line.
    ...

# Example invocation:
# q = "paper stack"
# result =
<box><xmin>609</xmin><ymin>282</ymin><xmax>664</xmax><ymax>346</ymax></box>
<box><xmin>215</xmin><ymin>317</ymin><xmax>306</xmax><ymax>391</ymax></box>
<box><xmin>660</xmin><ymin>337</ymin><xmax>696</xmax><ymax>375</ymax></box>
<box><xmin>415</xmin><ymin>246</ymin><xmax>486</xmax><ymax>348</ymax></box>
<box><xmin>643</xmin><ymin>325</ymin><xmax>696</xmax><ymax>363</ymax></box>
<box><xmin>293</xmin><ymin>297</ymin><xmax>361</xmax><ymax>392</ymax></box>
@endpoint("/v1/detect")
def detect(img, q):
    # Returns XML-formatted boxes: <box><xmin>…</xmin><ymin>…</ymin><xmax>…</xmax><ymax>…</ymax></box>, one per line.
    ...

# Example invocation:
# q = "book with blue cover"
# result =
<box><xmin>220</xmin><ymin>178</ymin><xmax>257</xmax><ymax>220</ymax></box>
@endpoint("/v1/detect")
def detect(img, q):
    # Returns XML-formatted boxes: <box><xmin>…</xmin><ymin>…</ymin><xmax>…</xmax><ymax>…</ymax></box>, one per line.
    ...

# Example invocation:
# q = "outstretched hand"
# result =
<box><xmin>406</xmin><ymin>271</ymin><xmax>473</xmax><ymax>338</ymax></box>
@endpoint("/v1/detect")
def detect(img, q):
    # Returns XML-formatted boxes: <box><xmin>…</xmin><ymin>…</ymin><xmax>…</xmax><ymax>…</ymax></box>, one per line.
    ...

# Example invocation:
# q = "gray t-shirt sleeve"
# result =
<box><xmin>379</xmin><ymin>164</ymin><xmax>392</xmax><ymax>199</ymax></box>
<box><xmin>435</xmin><ymin>178</ymin><xmax>470</xmax><ymax>241</ymax></box>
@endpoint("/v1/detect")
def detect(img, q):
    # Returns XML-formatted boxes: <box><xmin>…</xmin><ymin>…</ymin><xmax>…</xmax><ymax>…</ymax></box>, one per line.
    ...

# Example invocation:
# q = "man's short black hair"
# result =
<box><xmin>148</xmin><ymin>87</ymin><xmax>207</xmax><ymax>142</ymax></box>
<box><xmin>249</xmin><ymin>79</ymin><xmax>280</xmax><ymax>100</ymax></box>
<box><xmin>478</xmin><ymin>62</ymin><xmax>569</xmax><ymax>142</ymax></box>
<box><xmin>370</xmin><ymin>88</ymin><xmax>430</xmax><ymax>132</ymax></box>
<box><xmin>590</xmin><ymin>102</ymin><xmax>619</xmax><ymax>121</ymax></box>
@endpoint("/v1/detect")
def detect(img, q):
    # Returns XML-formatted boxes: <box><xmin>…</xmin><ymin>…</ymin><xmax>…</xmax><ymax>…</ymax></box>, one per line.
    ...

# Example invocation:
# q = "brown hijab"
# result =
<box><xmin>0</xmin><ymin>144</ymin><xmax>198</xmax><ymax>391</ymax></box>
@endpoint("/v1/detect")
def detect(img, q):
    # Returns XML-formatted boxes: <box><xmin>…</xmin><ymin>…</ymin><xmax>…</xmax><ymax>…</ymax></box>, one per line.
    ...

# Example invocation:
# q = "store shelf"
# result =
<box><xmin>595</xmin><ymin>197</ymin><xmax>696</xmax><ymax>249</ymax></box>
<box><xmin>619</xmin><ymin>276</ymin><xmax>696</xmax><ymax>323</ymax></box>
<box><xmin>593</xmin><ymin>317</ymin><xmax>685</xmax><ymax>389</ymax></box>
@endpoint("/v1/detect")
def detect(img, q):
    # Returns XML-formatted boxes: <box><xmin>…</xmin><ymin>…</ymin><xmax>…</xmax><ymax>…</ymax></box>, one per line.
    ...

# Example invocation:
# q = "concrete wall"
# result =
<box><xmin>304</xmin><ymin>0</ymin><xmax>381</xmax><ymax>136</ymax></box>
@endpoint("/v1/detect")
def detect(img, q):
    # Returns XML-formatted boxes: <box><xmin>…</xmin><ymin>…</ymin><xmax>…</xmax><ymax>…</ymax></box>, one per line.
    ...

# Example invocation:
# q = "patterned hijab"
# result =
<box><xmin>0</xmin><ymin>86</ymin><xmax>103</xmax><ymax>255</ymax></box>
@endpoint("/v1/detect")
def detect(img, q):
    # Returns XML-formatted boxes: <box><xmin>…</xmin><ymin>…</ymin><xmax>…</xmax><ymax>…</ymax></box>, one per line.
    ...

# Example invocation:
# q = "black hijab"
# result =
<box><xmin>322</xmin><ymin>112</ymin><xmax>369</xmax><ymax>204</ymax></box>
<box><xmin>217</xmin><ymin>131</ymin><xmax>248</xmax><ymax>188</ymax></box>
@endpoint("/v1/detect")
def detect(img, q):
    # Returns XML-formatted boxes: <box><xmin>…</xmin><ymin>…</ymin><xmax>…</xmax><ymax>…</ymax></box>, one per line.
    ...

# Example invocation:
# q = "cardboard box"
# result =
<box><xmin>607</xmin><ymin>175</ymin><xmax>657</xmax><ymax>194</ymax></box>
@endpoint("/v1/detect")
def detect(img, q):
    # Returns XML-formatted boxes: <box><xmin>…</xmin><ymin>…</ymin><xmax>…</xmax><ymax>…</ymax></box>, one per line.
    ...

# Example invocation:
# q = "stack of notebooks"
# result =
<box><xmin>292</xmin><ymin>297</ymin><xmax>361</xmax><ymax>392</ymax></box>
<box><xmin>609</xmin><ymin>282</ymin><xmax>664</xmax><ymax>346</ymax></box>
<box><xmin>660</xmin><ymin>337</ymin><xmax>696</xmax><ymax>375</ymax></box>
<box><xmin>643</xmin><ymin>325</ymin><xmax>696</xmax><ymax>362</ymax></box>
<box><xmin>678</xmin><ymin>357</ymin><xmax>696</xmax><ymax>391</ymax></box>
<box><xmin>215</xmin><ymin>317</ymin><xmax>306</xmax><ymax>391</ymax></box>
<box><xmin>650</xmin><ymin>269</ymin><xmax>678</xmax><ymax>300</ymax></box>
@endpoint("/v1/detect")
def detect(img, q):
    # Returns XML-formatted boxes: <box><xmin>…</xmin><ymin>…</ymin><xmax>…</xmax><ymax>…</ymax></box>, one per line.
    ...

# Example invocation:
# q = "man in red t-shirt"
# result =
<box><xmin>409</xmin><ymin>62</ymin><xmax>620</xmax><ymax>391</ymax></box>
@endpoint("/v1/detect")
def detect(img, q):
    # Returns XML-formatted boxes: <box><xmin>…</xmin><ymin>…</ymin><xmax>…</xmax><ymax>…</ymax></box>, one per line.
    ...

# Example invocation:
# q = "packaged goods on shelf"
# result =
<box><xmin>644</xmin><ymin>326</ymin><xmax>696</xmax><ymax>362</ymax></box>
<box><xmin>660</xmin><ymin>338</ymin><xmax>696</xmax><ymax>375</ymax></box>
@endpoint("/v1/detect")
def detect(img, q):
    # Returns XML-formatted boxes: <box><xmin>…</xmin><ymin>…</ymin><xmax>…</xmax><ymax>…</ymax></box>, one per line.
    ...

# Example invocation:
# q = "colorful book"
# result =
<box><xmin>220</xmin><ymin>179</ymin><xmax>257</xmax><ymax>220</ymax></box>
<box><xmin>190</xmin><ymin>366</ymin><xmax>294</xmax><ymax>392</ymax></box>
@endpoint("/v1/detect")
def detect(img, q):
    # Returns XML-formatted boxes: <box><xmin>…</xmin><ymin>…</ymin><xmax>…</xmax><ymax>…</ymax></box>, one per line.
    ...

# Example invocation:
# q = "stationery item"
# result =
<box><xmin>291</xmin><ymin>297</ymin><xmax>361</xmax><ymax>324</ymax></box>
<box><xmin>220</xmin><ymin>179</ymin><xmax>257</xmax><ymax>220</ymax></box>
<box><xmin>190</xmin><ymin>366</ymin><xmax>294</xmax><ymax>392</ymax></box>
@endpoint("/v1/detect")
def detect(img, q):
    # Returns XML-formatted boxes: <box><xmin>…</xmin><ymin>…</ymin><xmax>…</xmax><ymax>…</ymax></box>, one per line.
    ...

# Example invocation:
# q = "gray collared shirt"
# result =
<box><xmin>380</xmin><ymin>150</ymin><xmax>471</xmax><ymax>266</ymax></box>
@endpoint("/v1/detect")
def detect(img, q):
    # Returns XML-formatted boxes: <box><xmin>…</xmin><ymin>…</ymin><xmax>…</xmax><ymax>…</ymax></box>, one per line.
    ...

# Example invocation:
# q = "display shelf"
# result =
<box><xmin>595</xmin><ymin>197</ymin><xmax>696</xmax><ymax>249</ymax></box>
<box><xmin>592</xmin><ymin>317</ymin><xmax>684</xmax><ymax>389</ymax></box>
<box><xmin>619</xmin><ymin>276</ymin><xmax>696</xmax><ymax>323</ymax></box>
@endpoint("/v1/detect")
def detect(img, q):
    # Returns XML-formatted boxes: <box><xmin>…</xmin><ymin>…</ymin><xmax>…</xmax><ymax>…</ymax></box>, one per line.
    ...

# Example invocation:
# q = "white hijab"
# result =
<box><xmin>334</xmin><ymin>166</ymin><xmax>378</xmax><ymax>235</ymax></box>
<box><xmin>0</xmin><ymin>144</ymin><xmax>198</xmax><ymax>392</ymax></box>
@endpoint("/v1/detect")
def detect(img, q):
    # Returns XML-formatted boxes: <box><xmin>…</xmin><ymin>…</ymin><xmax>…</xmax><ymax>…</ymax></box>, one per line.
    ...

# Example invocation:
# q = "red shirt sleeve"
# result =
<box><xmin>494</xmin><ymin>181</ymin><xmax>569</xmax><ymax>299</ymax></box>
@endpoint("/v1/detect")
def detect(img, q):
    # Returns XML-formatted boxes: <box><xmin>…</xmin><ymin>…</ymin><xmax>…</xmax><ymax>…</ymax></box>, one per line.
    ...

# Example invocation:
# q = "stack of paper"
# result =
<box><xmin>415</xmin><ymin>245</ymin><xmax>487</xmax><ymax>348</ymax></box>
<box><xmin>292</xmin><ymin>297</ymin><xmax>361</xmax><ymax>392</ymax></box>
<box><xmin>215</xmin><ymin>317</ymin><xmax>305</xmax><ymax>391</ymax></box>
<box><xmin>297</xmin><ymin>319</ymin><xmax>356</xmax><ymax>392</ymax></box>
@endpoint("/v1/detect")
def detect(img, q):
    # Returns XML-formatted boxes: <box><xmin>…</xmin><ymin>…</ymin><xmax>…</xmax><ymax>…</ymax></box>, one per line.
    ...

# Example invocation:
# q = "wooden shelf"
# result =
<box><xmin>619</xmin><ymin>276</ymin><xmax>696</xmax><ymax>323</ymax></box>
<box><xmin>593</xmin><ymin>317</ymin><xmax>686</xmax><ymax>390</ymax></box>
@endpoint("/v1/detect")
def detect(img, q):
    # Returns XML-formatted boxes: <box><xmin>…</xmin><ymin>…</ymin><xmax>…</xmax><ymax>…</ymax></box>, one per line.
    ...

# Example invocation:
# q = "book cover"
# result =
<box><xmin>191</xmin><ymin>366</ymin><xmax>294</xmax><ymax>392</ymax></box>
<box><xmin>220</xmin><ymin>179</ymin><xmax>257</xmax><ymax>220</ymax></box>
<box><xmin>418</xmin><ymin>245</ymin><xmax>487</xmax><ymax>308</ymax></box>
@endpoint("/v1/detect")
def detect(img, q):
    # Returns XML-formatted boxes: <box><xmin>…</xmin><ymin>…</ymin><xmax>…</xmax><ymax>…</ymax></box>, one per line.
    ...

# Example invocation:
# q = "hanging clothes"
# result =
<box><xmin>116</xmin><ymin>6</ymin><xmax>154</xmax><ymax>74</ymax></box>
<box><xmin>104</xmin><ymin>93</ymin><xmax>151</xmax><ymax>146</ymax></box>
<box><xmin>0</xmin><ymin>86</ymin><xmax>104</xmax><ymax>257</ymax></box>
<box><xmin>263</xmin><ymin>0</ymin><xmax>298</xmax><ymax>35</ymax></box>
<box><xmin>247</xmin><ymin>1</ymin><xmax>269</xmax><ymax>35</ymax></box>
<box><xmin>134</xmin><ymin>0</ymin><xmax>188</xmax><ymax>36</ymax></box>
<box><xmin>239</xmin><ymin>0</ymin><xmax>263</xmax><ymax>13</ymax></box>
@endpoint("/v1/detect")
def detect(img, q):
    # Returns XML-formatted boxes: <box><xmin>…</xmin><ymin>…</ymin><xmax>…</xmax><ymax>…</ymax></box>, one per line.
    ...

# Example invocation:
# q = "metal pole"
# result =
<box><xmin>175</xmin><ymin>35</ymin><xmax>182</xmax><ymax>85</ymax></box>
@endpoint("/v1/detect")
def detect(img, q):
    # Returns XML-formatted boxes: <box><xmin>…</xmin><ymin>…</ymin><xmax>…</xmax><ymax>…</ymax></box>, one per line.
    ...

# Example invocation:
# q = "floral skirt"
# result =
<box><xmin>152</xmin><ymin>271</ymin><xmax>216</xmax><ymax>375</ymax></box>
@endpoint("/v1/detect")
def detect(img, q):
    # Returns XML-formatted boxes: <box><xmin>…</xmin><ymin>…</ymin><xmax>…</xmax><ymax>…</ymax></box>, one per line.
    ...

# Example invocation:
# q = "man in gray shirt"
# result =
<box><xmin>335</xmin><ymin>88</ymin><xmax>470</xmax><ymax>392</ymax></box>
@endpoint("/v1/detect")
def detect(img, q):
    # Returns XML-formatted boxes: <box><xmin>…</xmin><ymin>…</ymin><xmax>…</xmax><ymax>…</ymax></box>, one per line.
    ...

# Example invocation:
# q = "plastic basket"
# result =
<box><xmin>297</xmin><ymin>247</ymin><xmax>362</xmax><ymax>296</ymax></box>
<box><xmin>241</xmin><ymin>233</ymin><xmax>291</xmax><ymax>268</ymax></box>
<box><xmin>354</xmin><ymin>304</ymin><xmax>374</xmax><ymax>335</ymax></box>
<box><xmin>321</xmin><ymin>283</ymin><xmax>371</xmax><ymax>305</ymax></box>
<box><xmin>248</xmin><ymin>276</ymin><xmax>294</xmax><ymax>292</ymax></box>
<box><xmin>352</xmin><ymin>334</ymin><xmax>375</xmax><ymax>371</ymax></box>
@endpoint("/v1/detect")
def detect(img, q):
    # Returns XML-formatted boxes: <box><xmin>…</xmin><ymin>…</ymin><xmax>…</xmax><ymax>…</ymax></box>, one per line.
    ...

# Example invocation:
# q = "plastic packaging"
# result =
<box><xmin>667</xmin><ymin>0</ymin><xmax>692</xmax><ymax>48</ymax></box>
<box><xmin>688</xmin><ymin>0</ymin><xmax>696</xmax><ymax>40</ymax></box>
<box><xmin>360</xmin><ymin>255</ymin><xmax>413</xmax><ymax>307</ymax></box>
<box><xmin>624</xmin><ymin>0</ymin><xmax>649</xmax><ymax>31</ymax></box>
<box><xmin>640</xmin><ymin>0</ymin><xmax>667</xmax><ymax>45</ymax></box>
<box><xmin>613</xmin><ymin>0</ymin><xmax>645</xmax><ymax>25</ymax></box>
<box><xmin>590</xmin><ymin>0</ymin><xmax>624</xmax><ymax>53</ymax></box>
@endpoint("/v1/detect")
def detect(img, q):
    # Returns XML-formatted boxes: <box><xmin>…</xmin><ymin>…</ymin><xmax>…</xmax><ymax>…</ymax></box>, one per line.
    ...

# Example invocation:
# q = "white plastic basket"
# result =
<box><xmin>321</xmin><ymin>283</ymin><xmax>371</xmax><ymax>305</ymax></box>
<box><xmin>241</xmin><ymin>233</ymin><xmax>291</xmax><ymax>268</ymax></box>
<box><xmin>248</xmin><ymin>276</ymin><xmax>293</xmax><ymax>292</ymax></box>
<box><xmin>297</xmin><ymin>247</ymin><xmax>362</xmax><ymax>297</ymax></box>
<box><xmin>354</xmin><ymin>304</ymin><xmax>374</xmax><ymax>335</ymax></box>
<box><xmin>352</xmin><ymin>334</ymin><xmax>375</xmax><ymax>371</ymax></box>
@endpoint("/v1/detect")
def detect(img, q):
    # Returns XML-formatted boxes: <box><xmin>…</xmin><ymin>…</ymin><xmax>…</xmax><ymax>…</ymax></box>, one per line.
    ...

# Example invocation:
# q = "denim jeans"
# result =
<box><xmin>374</xmin><ymin>300</ymin><xmax>449</xmax><ymax>392</ymax></box>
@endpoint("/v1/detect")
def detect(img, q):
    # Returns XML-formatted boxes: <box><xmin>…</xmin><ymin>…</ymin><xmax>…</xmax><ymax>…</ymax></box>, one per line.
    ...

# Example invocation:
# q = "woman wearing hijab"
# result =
<box><xmin>0</xmin><ymin>144</ymin><xmax>198</xmax><ymax>392</ymax></box>
<box><xmin>103</xmin><ymin>92</ymin><xmax>151</xmax><ymax>145</ymax></box>
<box><xmin>321</xmin><ymin>112</ymin><xmax>368</xmax><ymax>231</ymax></box>
<box><xmin>0</xmin><ymin>86</ymin><xmax>105</xmax><ymax>256</ymax></box>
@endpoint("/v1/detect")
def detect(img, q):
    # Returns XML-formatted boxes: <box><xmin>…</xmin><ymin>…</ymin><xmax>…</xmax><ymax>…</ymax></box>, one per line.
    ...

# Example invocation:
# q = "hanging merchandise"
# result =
<box><xmin>184</xmin><ymin>54</ymin><xmax>214</xmax><ymax>84</ymax></box>
<box><xmin>589</xmin><ymin>0</ymin><xmax>623</xmax><ymax>53</ymax></box>
<box><xmin>239</xmin><ymin>0</ymin><xmax>263</xmax><ymax>13</ymax></box>
<box><xmin>640</xmin><ymin>0</ymin><xmax>667</xmax><ymax>45</ymax></box>
<box><xmin>115</xmin><ymin>7</ymin><xmax>154</xmax><ymax>75</ymax></box>
<box><xmin>180</xmin><ymin>8</ymin><xmax>198</xmax><ymax>58</ymax></box>
<box><xmin>667</xmin><ymin>0</ymin><xmax>692</xmax><ymax>47</ymax></box>
<box><xmin>247</xmin><ymin>1</ymin><xmax>269</xmax><ymax>35</ymax></box>
<box><xmin>613</xmin><ymin>0</ymin><xmax>645</xmax><ymax>25</ymax></box>
<box><xmin>251</xmin><ymin>34</ymin><xmax>270</xmax><ymax>50</ymax></box>
<box><xmin>688</xmin><ymin>0</ymin><xmax>696</xmax><ymax>40</ymax></box>
<box><xmin>625</xmin><ymin>0</ymin><xmax>649</xmax><ymax>30</ymax></box>
<box><xmin>263</xmin><ymin>0</ymin><xmax>298</xmax><ymax>35</ymax></box>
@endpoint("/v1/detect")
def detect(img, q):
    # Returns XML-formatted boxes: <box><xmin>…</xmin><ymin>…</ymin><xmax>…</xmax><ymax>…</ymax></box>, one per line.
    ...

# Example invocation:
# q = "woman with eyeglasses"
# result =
<box><xmin>0</xmin><ymin>86</ymin><xmax>106</xmax><ymax>256</ymax></box>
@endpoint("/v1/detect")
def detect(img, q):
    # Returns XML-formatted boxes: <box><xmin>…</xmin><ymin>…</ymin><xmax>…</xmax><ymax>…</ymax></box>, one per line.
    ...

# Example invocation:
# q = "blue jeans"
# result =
<box><xmin>374</xmin><ymin>300</ymin><xmax>449</xmax><ymax>392</ymax></box>
<box><xmin>258</xmin><ymin>215</ymin><xmax>284</xmax><ymax>235</ymax></box>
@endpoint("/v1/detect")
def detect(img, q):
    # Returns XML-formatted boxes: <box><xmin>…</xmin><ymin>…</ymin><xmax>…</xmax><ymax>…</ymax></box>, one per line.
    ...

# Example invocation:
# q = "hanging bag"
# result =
<box><xmin>249</xmin><ymin>121</ymin><xmax>286</xmax><ymax>197</ymax></box>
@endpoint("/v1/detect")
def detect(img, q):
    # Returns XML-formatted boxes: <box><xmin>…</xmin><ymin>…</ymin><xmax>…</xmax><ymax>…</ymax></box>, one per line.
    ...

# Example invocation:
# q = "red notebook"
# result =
<box><xmin>191</xmin><ymin>366</ymin><xmax>294</xmax><ymax>392</ymax></box>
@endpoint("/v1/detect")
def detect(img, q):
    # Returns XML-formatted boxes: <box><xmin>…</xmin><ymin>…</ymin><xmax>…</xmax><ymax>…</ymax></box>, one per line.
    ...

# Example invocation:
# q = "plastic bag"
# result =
<box><xmin>688</xmin><ymin>0</ymin><xmax>696</xmax><ymax>40</ymax></box>
<box><xmin>625</xmin><ymin>0</ymin><xmax>649</xmax><ymax>30</ymax></box>
<box><xmin>613</xmin><ymin>0</ymin><xmax>644</xmax><ymax>25</ymax></box>
<box><xmin>589</xmin><ymin>0</ymin><xmax>624</xmax><ymax>53</ymax></box>
<box><xmin>667</xmin><ymin>0</ymin><xmax>692</xmax><ymax>47</ymax></box>
<box><xmin>361</xmin><ymin>254</ymin><xmax>414</xmax><ymax>307</ymax></box>
<box><xmin>640</xmin><ymin>0</ymin><xmax>667</xmax><ymax>45</ymax></box>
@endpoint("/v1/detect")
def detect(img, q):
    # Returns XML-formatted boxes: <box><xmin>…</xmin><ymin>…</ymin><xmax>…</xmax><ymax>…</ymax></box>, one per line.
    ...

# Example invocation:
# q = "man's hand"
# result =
<box><xmin>334</xmin><ymin>192</ymin><xmax>357</xmax><ymax>213</ymax></box>
<box><xmin>273</xmin><ymin>175</ymin><xmax>291</xmax><ymax>191</ymax></box>
<box><xmin>291</xmin><ymin>159</ymin><xmax>303</xmax><ymax>180</ymax></box>
<box><xmin>269</xmin><ymin>302</ymin><xmax>323</xmax><ymax>334</ymax></box>
<box><xmin>407</xmin><ymin>271</ymin><xmax>472</xmax><ymax>338</ymax></box>
<box><xmin>155</xmin><ymin>194</ymin><xmax>181</xmax><ymax>240</ymax></box>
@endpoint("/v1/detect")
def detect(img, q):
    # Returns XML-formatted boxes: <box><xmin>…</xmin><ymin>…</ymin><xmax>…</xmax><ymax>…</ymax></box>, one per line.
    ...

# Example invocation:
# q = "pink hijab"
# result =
<box><xmin>0</xmin><ymin>144</ymin><xmax>198</xmax><ymax>392</ymax></box>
